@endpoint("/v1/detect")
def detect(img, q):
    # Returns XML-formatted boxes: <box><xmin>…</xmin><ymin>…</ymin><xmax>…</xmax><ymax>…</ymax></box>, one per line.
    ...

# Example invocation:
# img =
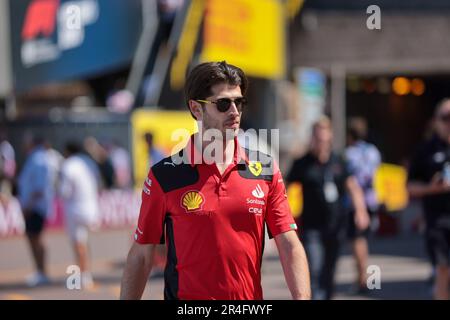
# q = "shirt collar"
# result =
<box><xmin>184</xmin><ymin>134</ymin><xmax>249</xmax><ymax>167</ymax></box>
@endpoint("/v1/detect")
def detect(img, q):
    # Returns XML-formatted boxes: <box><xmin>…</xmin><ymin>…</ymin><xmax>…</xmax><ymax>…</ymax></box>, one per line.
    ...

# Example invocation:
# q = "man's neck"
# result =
<box><xmin>199</xmin><ymin>135</ymin><xmax>235</xmax><ymax>174</ymax></box>
<box><xmin>312</xmin><ymin>149</ymin><xmax>331</xmax><ymax>164</ymax></box>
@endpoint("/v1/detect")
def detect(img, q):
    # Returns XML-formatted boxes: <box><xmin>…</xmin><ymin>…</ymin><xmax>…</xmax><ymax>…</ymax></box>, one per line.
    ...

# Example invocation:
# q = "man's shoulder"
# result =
<box><xmin>242</xmin><ymin>147</ymin><xmax>274</xmax><ymax>163</ymax></box>
<box><xmin>351</xmin><ymin>141</ymin><xmax>381</xmax><ymax>161</ymax></box>
<box><xmin>150</xmin><ymin>154</ymin><xmax>200</xmax><ymax>193</ymax></box>
<box><xmin>291</xmin><ymin>152</ymin><xmax>312</xmax><ymax>167</ymax></box>
<box><xmin>238</xmin><ymin>148</ymin><xmax>276</xmax><ymax>181</ymax></box>
<box><xmin>29</xmin><ymin>149</ymin><xmax>48</xmax><ymax>166</ymax></box>
<box><xmin>66</xmin><ymin>155</ymin><xmax>89</xmax><ymax>170</ymax></box>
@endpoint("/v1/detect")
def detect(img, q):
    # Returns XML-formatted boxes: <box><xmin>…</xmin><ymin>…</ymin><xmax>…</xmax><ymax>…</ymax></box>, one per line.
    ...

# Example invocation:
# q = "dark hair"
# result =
<box><xmin>347</xmin><ymin>117</ymin><xmax>368</xmax><ymax>141</ymax></box>
<box><xmin>184</xmin><ymin>61</ymin><xmax>248</xmax><ymax>119</ymax></box>
<box><xmin>65</xmin><ymin>141</ymin><xmax>82</xmax><ymax>155</ymax></box>
<box><xmin>33</xmin><ymin>135</ymin><xmax>46</xmax><ymax>146</ymax></box>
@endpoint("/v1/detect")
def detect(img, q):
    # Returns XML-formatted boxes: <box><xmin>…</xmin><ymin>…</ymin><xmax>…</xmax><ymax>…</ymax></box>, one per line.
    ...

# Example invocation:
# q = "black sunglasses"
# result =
<box><xmin>196</xmin><ymin>97</ymin><xmax>247</xmax><ymax>112</ymax></box>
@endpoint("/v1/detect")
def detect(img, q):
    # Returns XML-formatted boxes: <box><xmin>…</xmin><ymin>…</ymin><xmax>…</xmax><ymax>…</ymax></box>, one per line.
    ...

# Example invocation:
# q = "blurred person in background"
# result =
<box><xmin>0</xmin><ymin>129</ymin><xmax>16</xmax><ymax>180</ymax></box>
<box><xmin>59</xmin><ymin>142</ymin><xmax>100</xmax><ymax>289</ymax></box>
<box><xmin>0</xmin><ymin>129</ymin><xmax>16</xmax><ymax>200</ymax></box>
<box><xmin>43</xmin><ymin>140</ymin><xmax>64</xmax><ymax>225</ymax></box>
<box><xmin>407</xmin><ymin>98</ymin><xmax>450</xmax><ymax>300</ymax></box>
<box><xmin>345</xmin><ymin>117</ymin><xmax>382</xmax><ymax>294</ymax></box>
<box><xmin>287</xmin><ymin>116</ymin><xmax>370</xmax><ymax>300</ymax></box>
<box><xmin>78</xmin><ymin>146</ymin><xmax>102</xmax><ymax>190</ymax></box>
<box><xmin>17</xmin><ymin>134</ymin><xmax>54</xmax><ymax>287</ymax></box>
<box><xmin>144</xmin><ymin>132</ymin><xmax>165</xmax><ymax>169</ymax></box>
<box><xmin>0</xmin><ymin>129</ymin><xmax>21</xmax><ymax>232</ymax></box>
<box><xmin>84</xmin><ymin>136</ymin><xmax>115</xmax><ymax>189</ymax></box>
<box><xmin>106</xmin><ymin>140</ymin><xmax>132</xmax><ymax>189</ymax></box>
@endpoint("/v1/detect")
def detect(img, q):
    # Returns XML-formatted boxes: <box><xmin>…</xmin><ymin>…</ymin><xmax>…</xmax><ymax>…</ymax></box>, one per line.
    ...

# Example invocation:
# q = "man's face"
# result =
<box><xmin>435</xmin><ymin>101</ymin><xmax>450</xmax><ymax>142</ymax></box>
<box><xmin>312</xmin><ymin>125</ymin><xmax>333</xmax><ymax>153</ymax></box>
<box><xmin>192</xmin><ymin>83</ymin><xmax>243</xmax><ymax>139</ymax></box>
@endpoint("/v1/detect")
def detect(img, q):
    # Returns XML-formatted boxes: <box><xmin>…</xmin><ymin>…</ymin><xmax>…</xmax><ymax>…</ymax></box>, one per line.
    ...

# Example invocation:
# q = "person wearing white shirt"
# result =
<box><xmin>59</xmin><ymin>142</ymin><xmax>100</xmax><ymax>289</ymax></box>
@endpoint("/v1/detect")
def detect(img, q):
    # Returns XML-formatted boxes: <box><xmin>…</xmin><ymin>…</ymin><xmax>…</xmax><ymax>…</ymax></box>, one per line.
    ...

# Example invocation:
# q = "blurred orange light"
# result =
<box><xmin>411</xmin><ymin>78</ymin><xmax>425</xmax><ymax>96</ymax></box>
<box><xmin>392</xmin><ymin>77</ymin><xmax>410</xmax><ymax>96</ymax></box>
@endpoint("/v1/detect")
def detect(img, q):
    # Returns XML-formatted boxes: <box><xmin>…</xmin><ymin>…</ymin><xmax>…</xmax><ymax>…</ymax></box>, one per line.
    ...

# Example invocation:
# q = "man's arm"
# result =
<box><xmin>120</xmin><ymin>242</ymin><xmax>156</xmax><ymax>300</ymax></box>
<box><xmin>274</xmin><ymin>230</ymin><xmax>311</xmax><ymax>300</ymax></box>
<box><xmin>407</xmin><ymin>174</ymin><xmax>450</xmax><ymax>198</ymax></box>
<box><xmin>345</xmin><ymin>176</ymin><xmax>370</xmax><ymax>231</ymax></box>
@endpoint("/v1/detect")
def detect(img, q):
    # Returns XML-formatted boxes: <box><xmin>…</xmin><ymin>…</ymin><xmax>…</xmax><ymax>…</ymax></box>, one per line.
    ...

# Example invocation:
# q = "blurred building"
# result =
<box><xmin>290</xmin><ymin>0</ymin><xmax>450</xmax><ymax>164</ymax></box>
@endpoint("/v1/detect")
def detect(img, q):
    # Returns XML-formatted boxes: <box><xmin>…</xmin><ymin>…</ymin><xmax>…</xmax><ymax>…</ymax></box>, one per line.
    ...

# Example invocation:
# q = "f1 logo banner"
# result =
<box><xmin>9</xmin><ymin>0</ymin><xmax>143</xmax><ymax>93</ymax></box>
<box><xmin>21</xmin><ymin>0</ymin><xmax>60</xmax><ymax>42</ymax></box>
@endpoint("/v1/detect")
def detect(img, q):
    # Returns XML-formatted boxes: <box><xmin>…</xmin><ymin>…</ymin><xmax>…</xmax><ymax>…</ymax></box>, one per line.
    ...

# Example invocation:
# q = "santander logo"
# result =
<box><xmin>251</xmin><ymin>184</ymin><xmax>265</xmax><ymax>199</ymax></box>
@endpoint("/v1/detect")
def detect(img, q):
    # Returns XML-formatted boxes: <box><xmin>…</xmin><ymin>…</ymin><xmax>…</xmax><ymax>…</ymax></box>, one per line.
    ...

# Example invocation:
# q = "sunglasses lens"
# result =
<box><xmin>216</xmin><ymin>98</ymin><xmax>247</xmax><ymax>112</ymax></box>
<box><xmin>235</xmin><ymin>98</ymin><xmax>247</xmax><ymax>110</ymax></box>
<box><xmin>216</xmin><ymin>99</ymin><xmax>232</xmax><ymax>112</ymax></box>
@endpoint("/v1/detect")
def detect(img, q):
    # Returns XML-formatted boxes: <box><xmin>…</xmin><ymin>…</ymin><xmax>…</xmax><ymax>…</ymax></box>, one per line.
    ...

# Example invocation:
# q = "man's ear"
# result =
<box><xmin>188</xmin><ymin>100</ymin><xmax>203</xmax><ymax>120</ymax></box>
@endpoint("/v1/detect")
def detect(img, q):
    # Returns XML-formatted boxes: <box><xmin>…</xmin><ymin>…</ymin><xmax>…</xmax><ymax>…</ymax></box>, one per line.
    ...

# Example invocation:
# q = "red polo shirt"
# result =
<box><xmin>135</xmin><ymin>135</ymin><xmax>297</xmax><ymax>300</ymax></box>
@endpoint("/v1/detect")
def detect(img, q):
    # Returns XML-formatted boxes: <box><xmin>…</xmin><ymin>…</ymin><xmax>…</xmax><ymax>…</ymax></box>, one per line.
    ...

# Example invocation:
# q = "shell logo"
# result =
<box><xmin>181</xmin><ymin>191</ymin><xmax>205</xmax><ymax>212</ymax></box>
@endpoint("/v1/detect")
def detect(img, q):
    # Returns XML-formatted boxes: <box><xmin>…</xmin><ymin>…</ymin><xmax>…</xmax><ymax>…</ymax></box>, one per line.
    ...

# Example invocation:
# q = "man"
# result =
<box><xmin>0</xmin><ymin>130</ymin><xmax>16</xmax><ymax>181</ymax></box>
<box><xmin>286</xmin><ymin>116</ymin><xmax>369</xmax><ymax>300</ymax></box>
<box><xmin>59</xmin><ymin>142</ymin><xmax>100</xmax><ymax>289</ymax></box>
<box><xmin>84</xmin><ymin>137</ymin><xmax>115</xmax><ymax>189</ymax></box>
<box><xmin>144</xmin><ymin>132</ymin><xmax>165</xmax><ymax>168</ymax></box>
<box><xmin>345</xmin><ymin>117</ymin><xmax>381</xmax><ymax>294</ymax></box>
<box><xmin>407</xmin><ymin>98</ymin><xmax>450</xmax><ymax>300</ymax></box>
<box><xmin>107</xmin><ymin>140</ymin><xmax>132</xmax><ymax>189</ymax></box>
<box><xmin>17</xmin><ymin>135</ymin><xmax>53</xmax><ymax>286</ymax></box>
<box><xmin>0</xmin><ymin>130</ymin><xmax>16</xmax><ymax>202</ymax></box>
<box><xmin>121</xmin><ymin>61</ymin><xmax>311</xmax><ymax>300</ymax></box>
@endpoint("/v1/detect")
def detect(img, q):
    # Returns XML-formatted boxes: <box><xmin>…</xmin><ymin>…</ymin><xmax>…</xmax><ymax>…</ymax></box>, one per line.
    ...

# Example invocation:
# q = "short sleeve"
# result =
<box><xmin>340</xmin><ymin>155</ymin><xmax>352</xmax><ymax>180</ymax></box>
<box><xmin>265</xmin><ymin>162</ymin><xmax>298</xmax><ymax>239</ymax></box>
<box><xmin>134</xmin><ymin>169</ymin><xmax>167</xmax><ymax>244</ymax></box>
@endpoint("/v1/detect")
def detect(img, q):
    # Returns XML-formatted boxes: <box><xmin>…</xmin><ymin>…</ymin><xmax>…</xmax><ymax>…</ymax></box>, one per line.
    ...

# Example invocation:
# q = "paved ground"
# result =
<box><xmin>0</xmin><ymin>227</ymin><xmax>433</xmax><ymax>300</ymax></box>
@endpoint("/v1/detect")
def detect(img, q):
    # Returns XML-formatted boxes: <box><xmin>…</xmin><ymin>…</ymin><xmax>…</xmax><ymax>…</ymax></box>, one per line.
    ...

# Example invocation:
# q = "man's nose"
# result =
<box><xmin>228</xmin><ymin>101</ymin><xmax>240</xmax><ymax>115</ymax></box>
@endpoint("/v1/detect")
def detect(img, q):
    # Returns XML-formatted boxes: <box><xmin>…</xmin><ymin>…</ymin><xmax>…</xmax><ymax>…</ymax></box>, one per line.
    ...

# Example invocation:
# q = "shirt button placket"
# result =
<box><xmin>218</xmin><ymin>178</ymin><xmax>227</xmax><ymax>197</ymax></box>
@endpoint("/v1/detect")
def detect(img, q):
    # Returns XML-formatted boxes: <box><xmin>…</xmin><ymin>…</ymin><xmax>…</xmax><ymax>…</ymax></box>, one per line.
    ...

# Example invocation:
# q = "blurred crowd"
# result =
<box><xmin>0</xmin><ymin>132</ymin><xmax>136</xmax><ymax>288</ymax></box>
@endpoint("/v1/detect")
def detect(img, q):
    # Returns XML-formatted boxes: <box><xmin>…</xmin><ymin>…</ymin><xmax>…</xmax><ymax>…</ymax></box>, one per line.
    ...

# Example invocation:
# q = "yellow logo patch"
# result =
<box><xmin>249</xmin><ymin>161</ymin><xmax>263</xmax><ymax>177</ymax></box>
<box><xmin>181</xmin><ymin>191</ymin><xmax>204</xmax><ymax>212</ymax></box>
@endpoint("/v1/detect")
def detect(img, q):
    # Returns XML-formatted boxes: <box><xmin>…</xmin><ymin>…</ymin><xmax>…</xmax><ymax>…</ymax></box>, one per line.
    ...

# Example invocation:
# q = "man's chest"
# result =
<box><xmin>302</xmin><ymin>161</ymin><xmax>346</xmax><ymax>187</ymax></box>
<box><xmin>164</xmin><ymin>171</ymin><xmax>272</xmax><ymax>222</ymax></box>
<box><xmin>422</xmin><ymin>147</ymin><xmax>450</xmax><ymax>179</ymax></box>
